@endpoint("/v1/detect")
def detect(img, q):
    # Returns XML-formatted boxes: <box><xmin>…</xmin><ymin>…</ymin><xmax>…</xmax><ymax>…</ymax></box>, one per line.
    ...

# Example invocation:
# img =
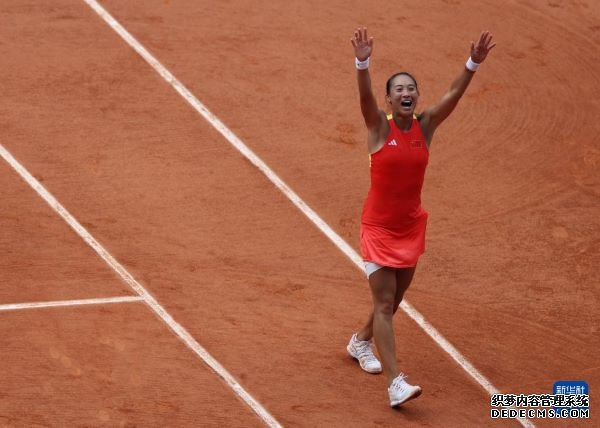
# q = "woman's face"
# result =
<box><xmin>386</xmin><ymin>74</ymin><xmax>419</xmax><ymax>117</ymax></box>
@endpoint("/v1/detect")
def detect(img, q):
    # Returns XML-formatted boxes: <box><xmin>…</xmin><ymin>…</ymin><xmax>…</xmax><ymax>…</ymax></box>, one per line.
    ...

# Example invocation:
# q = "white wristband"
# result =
<box><xmin>465</xmin><ymin>57</ymin><xmax>480</xmax><ymax>72</ymax></box>
<box><xmin>355</xmin><ymin>57</ymin><xmax>370</xmax><ymax>70</ymax></box>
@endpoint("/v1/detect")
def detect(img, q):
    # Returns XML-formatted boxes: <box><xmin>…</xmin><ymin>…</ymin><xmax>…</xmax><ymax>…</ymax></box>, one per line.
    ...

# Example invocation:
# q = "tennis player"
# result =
<box><xmin>346</xmin><ymin>27</ymin><xmax>495</xmax><ymax>407</ymax></box>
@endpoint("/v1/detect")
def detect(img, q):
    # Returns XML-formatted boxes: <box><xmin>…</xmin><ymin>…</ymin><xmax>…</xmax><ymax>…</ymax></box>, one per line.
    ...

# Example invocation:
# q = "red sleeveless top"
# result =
<box><xmin>361</xmin><ymin>115</ymin><xmax>429</xmax><ymax>229</ymax></box>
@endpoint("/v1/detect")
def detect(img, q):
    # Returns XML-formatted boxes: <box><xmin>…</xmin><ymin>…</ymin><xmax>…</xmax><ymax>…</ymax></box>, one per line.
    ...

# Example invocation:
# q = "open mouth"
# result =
<box><xmin>400</xmin><ymin>99</ymin><xmax>413</xmax><ymax>108</ymax></box>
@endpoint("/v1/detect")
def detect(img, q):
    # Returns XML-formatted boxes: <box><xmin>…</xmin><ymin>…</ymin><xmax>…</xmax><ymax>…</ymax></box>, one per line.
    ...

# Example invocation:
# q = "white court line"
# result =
<box><xmin>79</xmin><ymin>2</ymin><xmax>535</xmax><ymax>427</ymax></box>
<box><xmin>0</xmin><ymin>296</ymin><xmax>143</xmax><ymax>312</ymax></box>
<box><xmin>0</xmin><ymin>143</ymin><xmax>280</xmax><ymax>428</ymax></box>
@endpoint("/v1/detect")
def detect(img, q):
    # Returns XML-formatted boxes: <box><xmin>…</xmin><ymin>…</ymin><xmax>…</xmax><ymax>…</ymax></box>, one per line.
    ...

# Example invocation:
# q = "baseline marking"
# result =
<box><xmin>0</xmin><ymin>296</ymin><xmax>143</xmax><ymax>312</ymax></box>
<box><xmin>0</xmin><ymin>143</ymin><xmax>281</xmax><ymax>428</ymax></box>
<box><xmin>79</xmin><ymin>1</ymin><xmax>535</xmax><ymax>426</ymax></box>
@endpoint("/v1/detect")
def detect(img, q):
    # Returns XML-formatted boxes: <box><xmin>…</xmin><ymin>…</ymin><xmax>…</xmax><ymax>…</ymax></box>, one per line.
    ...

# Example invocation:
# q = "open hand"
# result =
<box><xmin>470</xmin><ymin>31</ymin><xmax>496</xmax><ymax>63</ymax></box>
<box><xmin>351</xmin><ymin>27</ymin><xmax>374</xmax><ymax>61</ymax></box>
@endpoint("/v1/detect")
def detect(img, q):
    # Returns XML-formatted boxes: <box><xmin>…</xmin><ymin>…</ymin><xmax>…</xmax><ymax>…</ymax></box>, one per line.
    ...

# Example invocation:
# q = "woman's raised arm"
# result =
<box><xmin>351</xmin><ymin>28</ymin><xmax>382</xmax><ymax>131</ymax></box>
<box><xmin>420</xmin><ymin>31</ymin><xmax>496</xmax><ymax>139</ymax></box>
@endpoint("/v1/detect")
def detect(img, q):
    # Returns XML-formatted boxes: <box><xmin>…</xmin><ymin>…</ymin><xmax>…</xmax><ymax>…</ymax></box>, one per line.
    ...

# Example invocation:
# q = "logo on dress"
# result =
<box><xmin>409</xmin><ymin>140</ymin><xmax>425</xmax><ymax>149</ymax></box>
<box><xmin>388</xmin><ymin>139</ymin><xmax>398</xmax><ymax>146</ymax></box>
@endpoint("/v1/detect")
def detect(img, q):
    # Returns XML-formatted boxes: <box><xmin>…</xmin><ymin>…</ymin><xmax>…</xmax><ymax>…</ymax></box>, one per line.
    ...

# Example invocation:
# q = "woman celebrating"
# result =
<box><xmin>346</xmin><ymin>27</ymin><xmax>495</xmax><ymax>407</ymax></box>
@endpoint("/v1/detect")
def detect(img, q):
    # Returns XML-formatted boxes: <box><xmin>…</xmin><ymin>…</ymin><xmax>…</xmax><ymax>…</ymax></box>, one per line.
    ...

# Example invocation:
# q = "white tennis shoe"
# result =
<box><xmin>388</xmin><ymin>373</ymin><xmax>422</xmax><ymax>407</ymax></box>
<box><xmin>346</xmin><ymin>333</ymin><xmax>382</xmax><ymax>374</ymax></box>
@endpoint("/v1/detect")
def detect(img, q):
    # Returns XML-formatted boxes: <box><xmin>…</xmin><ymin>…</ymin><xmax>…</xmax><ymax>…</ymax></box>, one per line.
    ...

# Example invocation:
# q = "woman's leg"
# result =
<box><xmin>354</xmin><ymin>266</ymin><xmax>422</xmax><ymax>404</ymax></box>
<box><xmin>366</xmin><ymin>267</ymin><xmax>399</xmax><ymax>385</ymax></box>
<box><xmin>394</xmin><ymin>266</ymin><xmax>416</xmax><ymax>311</ymax></box>
<box><xmin>356</xmin><ymin>266</ymin><xmax>417</xmax><ymax>340</ymax></box>
<box><xmin>355</xmin><ymin>312</ymin><xmax>374</xmax><ymax>342</ymax></box>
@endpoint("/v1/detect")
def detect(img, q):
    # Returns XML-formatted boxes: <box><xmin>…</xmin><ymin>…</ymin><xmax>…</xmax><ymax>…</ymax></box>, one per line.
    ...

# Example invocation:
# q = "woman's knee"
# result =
<box><xmin>373</xmin><ymin>299</ymin><xmax>395</xmax><ymax>318</ymax></box>
<box><xmin>369</xmin><ymin>267</ymin><xmax>397</xmax><ymax>317</ymax></box>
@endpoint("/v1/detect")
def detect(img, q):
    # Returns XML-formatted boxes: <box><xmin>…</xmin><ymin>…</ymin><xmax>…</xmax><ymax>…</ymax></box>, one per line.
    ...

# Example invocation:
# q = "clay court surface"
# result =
<box><xmin>1</xmin><ymin>0</ymin><xmax>598</xmax><ymax>426</ymax></box>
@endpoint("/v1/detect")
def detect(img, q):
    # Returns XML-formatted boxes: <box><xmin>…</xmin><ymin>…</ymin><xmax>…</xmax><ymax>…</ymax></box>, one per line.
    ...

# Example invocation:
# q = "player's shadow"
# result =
<box><xmin>390</xmin><ymin>401</ymin><xmax>428</xmax><ymax>420</ymax></box>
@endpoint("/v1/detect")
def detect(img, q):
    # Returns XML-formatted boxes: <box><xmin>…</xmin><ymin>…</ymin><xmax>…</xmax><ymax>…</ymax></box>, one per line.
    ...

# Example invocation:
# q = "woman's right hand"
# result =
<box><xmin>351</xmin><ymin>27</ymin><xmax>373</xmax><ymax>61</ymax></box>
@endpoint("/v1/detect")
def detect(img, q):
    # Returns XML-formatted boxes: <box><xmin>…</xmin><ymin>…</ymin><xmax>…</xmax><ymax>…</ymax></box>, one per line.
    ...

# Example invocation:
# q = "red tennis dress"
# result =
<box><xmin>360</xmin><ymin>115</ymin><xmax>429</xmax><ymax>267</ymax></box>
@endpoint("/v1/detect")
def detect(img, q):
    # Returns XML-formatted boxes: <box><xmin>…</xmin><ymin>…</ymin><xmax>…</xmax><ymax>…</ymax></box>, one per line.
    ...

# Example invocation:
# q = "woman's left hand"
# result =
<box><xmin>470</xmin><ymin>31</ymin><xmax>496</xmax><ymax>63</ymax></box>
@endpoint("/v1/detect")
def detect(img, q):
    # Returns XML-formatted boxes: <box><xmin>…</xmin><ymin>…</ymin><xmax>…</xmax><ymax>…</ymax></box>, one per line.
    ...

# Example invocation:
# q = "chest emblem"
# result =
<box><xmin>409</xmin><ymin>140</ymin><xmax>425</xmax><ymax>149</ymax></box>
